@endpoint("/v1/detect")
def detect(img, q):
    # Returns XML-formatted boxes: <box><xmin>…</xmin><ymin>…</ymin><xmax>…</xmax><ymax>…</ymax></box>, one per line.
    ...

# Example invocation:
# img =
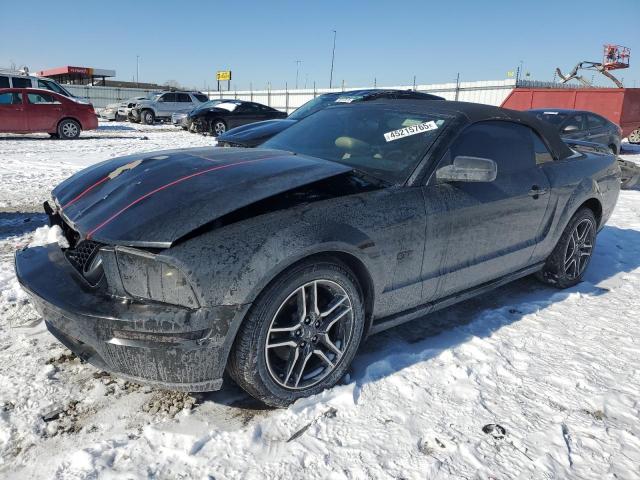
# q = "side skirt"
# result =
<box><xmin>369</xmin><ymin>262</ymin><xmax>545</xmax><ymax>335</ymax></box>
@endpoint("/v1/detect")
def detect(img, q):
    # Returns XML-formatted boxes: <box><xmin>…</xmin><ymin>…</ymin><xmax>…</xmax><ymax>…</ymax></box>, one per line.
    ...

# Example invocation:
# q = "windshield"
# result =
<box><xmin>263</xmin><ymin>105</ymin><xmax>447</xmax><ymax>183</ymax></box>
<box><xmin>215</xmin><ymin>102</ymin><xmax>239</xmax><ymax>112</ymax></box>
<box><xmin>288</xmin><ymin>94</ymin><xmax>342</xmax><ymax>120</ymax></box>
<box><xmin>146</xmin><ymin>93</ymin><xmax>162</xmax><ymax>101</ymax></box>
<box><xmin>531</xmin><ymin>111</ymin><xmax>569</xmax><ymax>126</ymax></box>
<box><xmin>194</xmin><ymin>99</ymin><xmax>226</xmax><ymax>111</ymax></box>
<box><xmin>37</xmin><ymin>78</ymin><xmax>74</xmax><ymax>97</ymax></box>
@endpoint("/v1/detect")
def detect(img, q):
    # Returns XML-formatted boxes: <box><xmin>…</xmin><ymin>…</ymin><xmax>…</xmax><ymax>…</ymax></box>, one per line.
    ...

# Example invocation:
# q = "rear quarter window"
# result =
<box><xmin>11</xmin><ymin>77</ymin><xmax>31</xmax><ymax>88</ymax></box>
<box><xmin>0</xmin><ymin>76</ymin><xmax>9</xmax><ymax>88</ymax></box>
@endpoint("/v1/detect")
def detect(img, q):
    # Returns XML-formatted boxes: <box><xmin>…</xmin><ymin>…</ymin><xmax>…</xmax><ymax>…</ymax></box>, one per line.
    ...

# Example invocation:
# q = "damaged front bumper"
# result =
<box><xmin>14</xmin><ymin>244</ymin><xmax>250</xmax><ymax>392</ymax></box>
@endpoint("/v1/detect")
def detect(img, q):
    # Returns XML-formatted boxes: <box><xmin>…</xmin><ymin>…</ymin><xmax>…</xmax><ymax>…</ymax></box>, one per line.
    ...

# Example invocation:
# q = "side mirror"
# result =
<box><xmin>436</xmin><ymin>156</ymin><xmax>497</xmax><ymax>183</ymax></box>
<box><xmin>158</xmin><ymin>97</ymin><xmax>165</xmax><ymax>103</ymax></box>
<box><xmin>562</xmin><ymin>124</ymin><xmax>579</xmax><ymax>133</ymax></box>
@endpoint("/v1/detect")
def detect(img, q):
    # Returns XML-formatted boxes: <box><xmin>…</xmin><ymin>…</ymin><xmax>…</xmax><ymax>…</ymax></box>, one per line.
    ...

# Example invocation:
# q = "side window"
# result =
<box><xmin>37</xmin><ymin>79</ymin><xmax>66</xmax><ymax>95</ymax></box>
<box><xmin>563</xmin><ymin>114</ymin><xmax>584</xmax><ymax>131</ymax></box>
<box><xmin>587</xmin><ymin>114</ymin><xmax>606</xmax><ymax>129</ymax></box>
<box><xmin>0</xmin><ymin>76</ymin><xmax>9</xmax><ymax>88</ymax></box>
<box><xmin>176</xmin><ymin>93</ymin><xmax>191</xmax><ymax>102</ymax></box>
<box><xmin>0</xmin><ymin>92</ymin><xmax>22</xmax><ymax>105</ymax></box>
<box><xmin>160</xmin><ymin>93</ymin><xmax>176</xmax><ymax>102</ymax></box>
<box><xmin>27</xmin><ymin>93</ymin><xmax>59</xmax><ymax>104</ymax></box>
<box><xmin>11</xmin><ymin>77</ymin><xmax>31</xmax><ymax>88</ymax></box>
<box><xmin>531</xmin><ymin>131</ymin><xmax>554</xmax><ymax>164</ymax></box>
<box><xmin>448</xmin><ymin>121</ymin><xmax>535</xmax><ymax>175</ymax></box>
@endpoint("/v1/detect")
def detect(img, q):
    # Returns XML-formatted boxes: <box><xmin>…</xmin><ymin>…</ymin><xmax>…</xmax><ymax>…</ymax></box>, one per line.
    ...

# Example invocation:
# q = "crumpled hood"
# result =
<box><xmin>218</xmin><ymin>119</ymin><xmax>298</xmax><ymax>146</ymax></box>
<box><xmin>53</xmin><ymin>147</ymin><xmax>351</xmax><ymax>247</ymax></box>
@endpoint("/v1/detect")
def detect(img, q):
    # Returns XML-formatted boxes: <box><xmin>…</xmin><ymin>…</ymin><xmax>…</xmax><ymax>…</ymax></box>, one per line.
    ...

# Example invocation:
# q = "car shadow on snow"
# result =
<box><xmin>204</xmin><ymin>225</ymin><xmax>640</xmax><ymax>410</ymax></box>
<box><xmin>96</xmin><ymin>124</ymin><xmax>136</xmax><ymax>132</ymax></box>
<box><xmin>0</xmin><ymin>212</ymin><xmax>48</xmax><ymax>241</ymax></box>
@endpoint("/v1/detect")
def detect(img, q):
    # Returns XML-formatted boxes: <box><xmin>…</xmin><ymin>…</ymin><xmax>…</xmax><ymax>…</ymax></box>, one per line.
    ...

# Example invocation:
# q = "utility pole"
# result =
<box><xmin>329</xmin><ymin>29</ymin><xmax>337</xmax><ymax>89</ymax></box>
<box><xmin>136</xmin><ymin>55</ymin><xmax>140</xmax><ymax>87</ymax></box>
<box><xmin>295</xmin><ymin>60</ymin><xmax>302</xmax><ymax>89</ymax></box>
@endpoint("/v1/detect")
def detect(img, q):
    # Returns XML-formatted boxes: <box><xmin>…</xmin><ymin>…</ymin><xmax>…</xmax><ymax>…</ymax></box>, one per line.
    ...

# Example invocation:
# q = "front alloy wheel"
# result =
<box><xmin>265</xmin><ymin>280</ymin><xmax>354</xmax><ymax>390</ymax></box>
<box><xmin>228</xmin><ymin>260</ymin><xmax>365</xmax><ymax>407</ymax></box>
<box><xmin>57</xmin><ymin>119</ymin><xmax>81</xmax><ymax>139</ymax></box>
<box><xmin>212</xmin><ymin>120</ymin><xmax>226</xmax><ymax>136</ymax></box>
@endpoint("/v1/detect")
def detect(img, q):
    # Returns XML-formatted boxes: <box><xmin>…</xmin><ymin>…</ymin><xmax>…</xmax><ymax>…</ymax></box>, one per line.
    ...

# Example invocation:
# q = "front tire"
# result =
<box><xmin>227</xmin><ymin>260</ymin><xmax>365</xmax><ymax>407</ymax></box>
<box><xmin>57</xmin><ymin>119</ymin><xmax>81</xmax><ymax>139</ymax></box>
<box><xmin>536</xmin><ymin>208</ymin><xmax>597</xmax><ymax>288</ymax></box>
<box><xmin>141</xmin><ymin>109</ymin><xmax>155</xmax><ymax>125</ymax></box>
<box><xmin>211</xmin><ymin>119</ymin><xmax>227</xmax><ymax>136</ymax></box>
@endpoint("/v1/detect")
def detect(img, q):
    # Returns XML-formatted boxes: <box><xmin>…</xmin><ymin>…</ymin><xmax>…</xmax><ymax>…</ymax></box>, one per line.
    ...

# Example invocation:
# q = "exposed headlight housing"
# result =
<box><xmin>113</xmin><ymin>247</ymin><xmax>199</xmax><ymax>309</ymax></box>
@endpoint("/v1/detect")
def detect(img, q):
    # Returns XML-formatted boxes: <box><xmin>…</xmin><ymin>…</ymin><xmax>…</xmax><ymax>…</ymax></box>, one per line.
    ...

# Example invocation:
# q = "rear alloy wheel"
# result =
<box><xmin>536</xmin><ymin>208</ymin><xmax>597</xmax><ymax>288</ymax></box>
<box><xmin>228</xmin><ymin>260</ymin><xmax>365</xmax><ymax>407</ymax></box>
<box><xmin>57</xmin><ymin>119</ymin><xmax>81</xmax><ymax>140</ymax></box>
<box><xmin>628</xmin><ymin>128</ymin><xmax>640</xmax><ymax>144</ymax></box>
<box><xmin>141</xmin><ymin>110</ymin><xmax>155</xmax><ymax>125</ymax></box>
<box><xmin>212</xmin><ymin>119</ymin><xmax>226</xmax><ymax>136</ymax></box>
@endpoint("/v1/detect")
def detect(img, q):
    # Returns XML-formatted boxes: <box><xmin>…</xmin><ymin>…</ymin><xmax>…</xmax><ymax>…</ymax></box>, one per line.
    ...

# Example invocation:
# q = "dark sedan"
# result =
<box><xmin>189</xmin><ymin>99</ymin><xmax>287</xmax><ymax>136</ymax></box>
<box><xmin>529</xmin><ymin>108</ymin><xmax>622</xmax><ymax>154</ymax></box>
<box><xmin>16</xmin><ymin>101</ymin><xmax>620</xmax><ymax>406</ymax></box>
<box><xmin>217</xmin><ymin>89</ymin><xmax>445</xmax><ymax>147</ymax></box>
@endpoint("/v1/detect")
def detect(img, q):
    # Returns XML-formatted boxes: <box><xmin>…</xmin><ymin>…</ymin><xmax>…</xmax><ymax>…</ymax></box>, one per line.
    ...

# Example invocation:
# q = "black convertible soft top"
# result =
<box><xmin>365</xmin><ymin>99</ymin><xmax>575</xmax><ymax>161</ymax></box>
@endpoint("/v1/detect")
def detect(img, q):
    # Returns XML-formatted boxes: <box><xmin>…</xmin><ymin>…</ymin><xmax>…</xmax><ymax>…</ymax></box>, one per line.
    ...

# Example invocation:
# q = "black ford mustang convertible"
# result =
<box><xmin>15</xmin><ymin>101</ymin><xmax>620</xmax><ymax>406</ymax></box>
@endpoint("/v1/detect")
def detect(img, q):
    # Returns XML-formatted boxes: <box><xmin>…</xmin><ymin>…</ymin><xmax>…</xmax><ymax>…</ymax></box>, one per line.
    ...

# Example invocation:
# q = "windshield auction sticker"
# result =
<box><xmin>384</xmin><ymin>120</ymin><xmax>438</xmax><ymax>142</ymax></box>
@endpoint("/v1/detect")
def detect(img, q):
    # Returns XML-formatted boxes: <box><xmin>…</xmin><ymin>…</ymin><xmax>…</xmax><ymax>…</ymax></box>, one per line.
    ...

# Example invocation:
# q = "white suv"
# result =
<box><xmin>0</xmin><ymin>69</ymin><xmax>77</xmax><ymax>99</ymax></box>
<box><xmin>130</xmin><ymin>91</ymin><xmax>209</xmax><ymax>124</ymax></box>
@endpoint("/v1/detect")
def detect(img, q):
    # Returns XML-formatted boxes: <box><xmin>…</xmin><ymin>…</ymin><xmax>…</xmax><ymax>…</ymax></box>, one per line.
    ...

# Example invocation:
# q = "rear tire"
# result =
<box><xmin>227</xmin><ymin>259</ymin><xmax>365</xmax><ymax>407</ymax></box>
<box><xmin>141</xmin><ymin>109</ymin><xmax>155</xmax><ymax>125</ymax></box>
<box><xmin>535</xmin><ymin>208</ymin><xmax>597</xmax><ymax>288</ymax></box>
<box><xmin>57</xmin><ymin>119</ymin><xmax>81</xmax><ymax>140</ymax></box>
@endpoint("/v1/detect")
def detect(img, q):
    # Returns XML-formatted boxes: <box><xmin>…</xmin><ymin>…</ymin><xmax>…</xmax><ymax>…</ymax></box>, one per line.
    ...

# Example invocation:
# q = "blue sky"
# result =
<box><xmin>2</xmin><ymin>0</ymin><xmax>639</xmax><ymax>90</ymax></box>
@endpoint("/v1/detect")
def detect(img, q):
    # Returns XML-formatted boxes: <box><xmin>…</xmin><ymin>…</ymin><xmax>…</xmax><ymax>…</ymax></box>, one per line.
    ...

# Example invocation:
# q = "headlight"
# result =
<box><xmin>114</xmin><ymin>248</ymin><xmax>199</xmax><ymax>308</ymax></box>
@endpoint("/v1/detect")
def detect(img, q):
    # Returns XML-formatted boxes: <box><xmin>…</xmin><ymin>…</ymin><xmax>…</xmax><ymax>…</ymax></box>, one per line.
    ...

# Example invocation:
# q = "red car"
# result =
<box><xmin>0</xmin><ymin>88</ymin><xmax>98</xmax><ymax>139</ymax></box>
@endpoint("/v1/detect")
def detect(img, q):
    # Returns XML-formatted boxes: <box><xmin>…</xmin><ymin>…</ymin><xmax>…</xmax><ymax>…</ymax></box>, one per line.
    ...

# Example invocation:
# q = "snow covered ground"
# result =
<box><xmin>1</xmin><ymin>124</ymin><xmax>640</xmax><ymax>479</ymax></box>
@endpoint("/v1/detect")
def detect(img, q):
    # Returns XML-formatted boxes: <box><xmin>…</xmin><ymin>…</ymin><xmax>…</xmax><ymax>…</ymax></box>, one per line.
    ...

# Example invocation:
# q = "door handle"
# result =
<box><xmin>528</xmin><ymin>185</ymin><xmax>548</xmax><ymax>198</ymax></box>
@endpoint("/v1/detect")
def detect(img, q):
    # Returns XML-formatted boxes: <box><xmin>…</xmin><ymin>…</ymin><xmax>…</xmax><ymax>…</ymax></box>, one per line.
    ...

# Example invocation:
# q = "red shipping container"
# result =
<box><xmin>501</xmin><ymin>88</ymin><xmax>640</xmax><ymax>142</ymax></box>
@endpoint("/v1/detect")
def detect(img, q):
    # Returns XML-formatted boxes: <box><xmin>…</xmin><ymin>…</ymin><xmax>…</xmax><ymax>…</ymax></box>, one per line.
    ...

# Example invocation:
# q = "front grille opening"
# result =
<box><xmin>65</xmin><ymin>240</ymin><xmax>102</xmax><ymax>275</ymax></box>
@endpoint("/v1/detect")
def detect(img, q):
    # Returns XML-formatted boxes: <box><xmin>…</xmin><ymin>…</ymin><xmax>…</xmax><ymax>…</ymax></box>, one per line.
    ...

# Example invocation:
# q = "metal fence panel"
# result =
<box><xmin>205</xmin><ymin>79</ymin><xmax>519</xmax><ymax>113</ymax></box>
<box><xmin>63</xmin><ymin>79</ymin><xmax>611</xmax><ymax>112</ymax></box>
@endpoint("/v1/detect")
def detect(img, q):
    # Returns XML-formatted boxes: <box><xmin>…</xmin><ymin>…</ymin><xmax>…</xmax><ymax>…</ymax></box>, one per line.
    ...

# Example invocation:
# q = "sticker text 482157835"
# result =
<box><xmin>384</xmin><ymin>120</ymin><xmax>439</xmax><ymax>142</ymax></box>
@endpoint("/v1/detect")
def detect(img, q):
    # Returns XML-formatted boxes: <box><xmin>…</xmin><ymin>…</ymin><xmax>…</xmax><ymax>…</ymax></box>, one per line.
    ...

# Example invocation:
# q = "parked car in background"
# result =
<box><xmin>0</xmin><ymin>88</ymin><xmax>98</xmax><ymax>139</ymax></box>
<box><xmin>529</xmin><ymin>109</ymin><xmax>622</xmax><ymax>154</ymax></box>
<box><xmin>503</xmin><ymin>87</ymin><xmax>640</xmax><ymax>145</ymax></box>
<box><xmin>99</xmin><ymin>102</ymin><xmax>122</xmax><ymax>121</ymax></box>
<box><xmin>16</xmin><ymin>100</ymin><xmax>620</xmax><ymax>406</ymax></box>
<box><xmin>171</xmin><ymin>99</ymin><xmax>227</xmax><ymax>130</ymax></box>
<box><xmin>130</xmin><ymin>91</ymin><xmax>209</xmax><ymax>124</ymax></box>
<box><xmin>0</xmin><ymin>68</ymin><xmax>80</xmax><ymax>101</ymax></box>
<box><xmin>189</xmin><ymin>100</ymin><xmax>287</xmax><ymax>136</ymax></box>
<box><xmin>117</xmin><ymin>96</ymin><xmax>150</xmax><ymax>121</ymax></box>
<box><xmin>217</xmin><ymin>89</ymin><xmax>445</xmax><ymax>147</ymax></box>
